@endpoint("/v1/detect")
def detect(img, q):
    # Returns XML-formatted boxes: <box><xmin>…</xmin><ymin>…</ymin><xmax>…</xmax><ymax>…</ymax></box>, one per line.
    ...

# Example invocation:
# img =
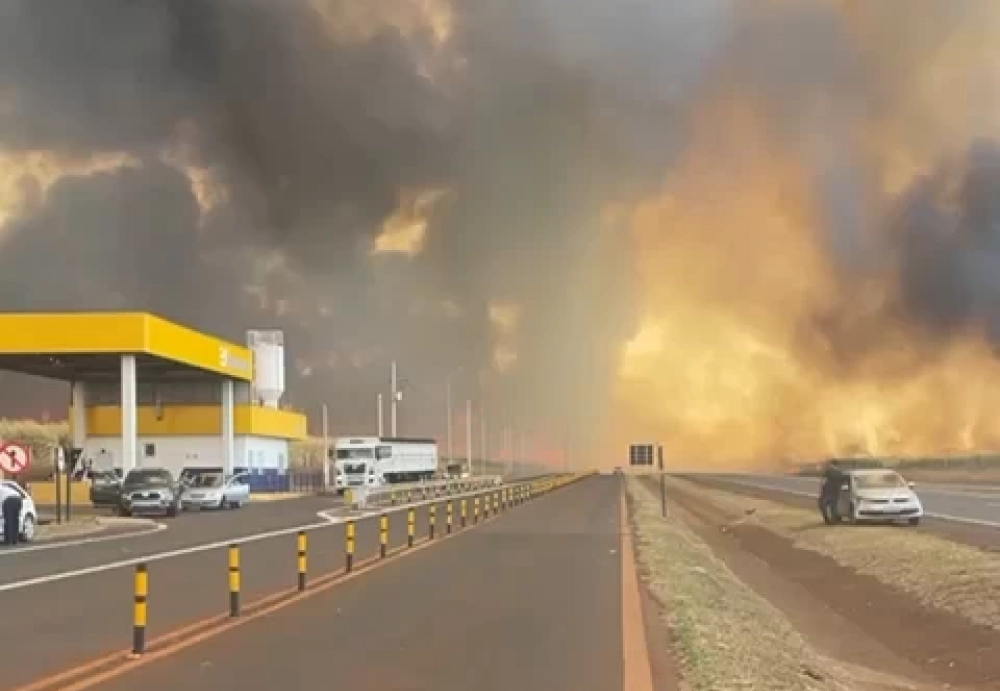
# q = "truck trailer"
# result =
<box><xmin>332</xmin><ymin>436</ymin><xmax>439</xmax><ymax>493</ymax></box>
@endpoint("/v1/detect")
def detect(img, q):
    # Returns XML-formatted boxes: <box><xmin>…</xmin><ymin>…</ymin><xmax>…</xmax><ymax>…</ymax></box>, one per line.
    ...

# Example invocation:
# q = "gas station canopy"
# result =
<box><xmin>0</xmin><ymin>311</ymin><xmax>257</xmax><ymax>474</ymax></box>
<box><xmin>0</xmin><ymin>311</ymin><xmax>254</xmax><ymax>382</ymax></box>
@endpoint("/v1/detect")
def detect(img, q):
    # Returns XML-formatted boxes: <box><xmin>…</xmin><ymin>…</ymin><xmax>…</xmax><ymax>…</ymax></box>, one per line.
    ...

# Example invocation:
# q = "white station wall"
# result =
<box><xmin>84</xmin><ymin>436</ymin><xmax>290</xmax><ymax>476</ymax></box>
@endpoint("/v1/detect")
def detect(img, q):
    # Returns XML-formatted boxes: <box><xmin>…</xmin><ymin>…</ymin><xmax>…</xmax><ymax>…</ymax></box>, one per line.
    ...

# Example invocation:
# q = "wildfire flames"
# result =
<box><xmin>611</xmin><ymin>1</ymin><xmax>1000</xmax><ymax>468</ymax></box>
<box><xmin>2</xmin><ymin>0</ymin><xmax>1000</xmax><ymax>471</ymax></box>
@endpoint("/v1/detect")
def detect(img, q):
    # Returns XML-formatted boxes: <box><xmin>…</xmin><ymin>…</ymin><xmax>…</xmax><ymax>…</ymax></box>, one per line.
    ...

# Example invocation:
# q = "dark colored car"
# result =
<box><xmin>89</xmin><ymin>469</ymin><xmax>124</xmax><ymax>508</ymax></box>
<box><xmin>118</xmin><ymin>468</ymin><xmax>184</xmax><ymax>517</ymax></box>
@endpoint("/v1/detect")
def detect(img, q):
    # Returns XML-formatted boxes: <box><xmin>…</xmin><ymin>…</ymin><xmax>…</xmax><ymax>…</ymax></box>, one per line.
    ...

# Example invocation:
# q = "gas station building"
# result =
<box><xmin>0</xmin><ymin>312</ymin><xmax>307</xmax><ymax>477</ymax></box>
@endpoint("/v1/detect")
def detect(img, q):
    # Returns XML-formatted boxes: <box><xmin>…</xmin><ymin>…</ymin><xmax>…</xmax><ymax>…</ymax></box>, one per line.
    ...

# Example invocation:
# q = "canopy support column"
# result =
<box><xmin>120</xmin><ymin>355</ymin><xmax>138</xmax><ymax>472</ymax></box>
<box><xmin>221</xmin><ymin>378</ymin><xmax>235</xmax><ymax>475</ymax></box>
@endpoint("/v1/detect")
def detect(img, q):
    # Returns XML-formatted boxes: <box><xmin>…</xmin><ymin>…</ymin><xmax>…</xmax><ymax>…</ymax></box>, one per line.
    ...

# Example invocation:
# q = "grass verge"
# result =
<box><xmin>627</xmin><ymin>478</ymin><xmax>925</xmax><ymax>691</ymax></box>
<box><xmin>673</xmin><ymin>478</ymin><xmax>1000</xmax><ymax>632</ymax></box>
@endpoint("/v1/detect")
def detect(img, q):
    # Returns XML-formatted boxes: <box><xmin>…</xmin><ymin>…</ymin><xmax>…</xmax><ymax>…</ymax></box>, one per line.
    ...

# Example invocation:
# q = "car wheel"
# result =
<box><xmin>166</xmin><ymin>506</ymin><xmax>178</xmax><ymax>518</ymax></box>
<box><xmin>20</xmin><ymin>513</ymin><xmax>36</xmax><ymax>542</ymax></box>
<box><xmin>908</xmin><ymin>517</ymin><xmax>920</xmax><ymax>526</ymax></box>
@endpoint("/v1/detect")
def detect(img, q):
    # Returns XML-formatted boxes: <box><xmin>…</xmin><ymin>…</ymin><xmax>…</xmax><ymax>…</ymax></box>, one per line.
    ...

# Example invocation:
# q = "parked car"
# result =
<box><xmin>89</xmin><ymin>469</ymin><xmax>125</xmax><ymax>508</ymax></box>
<box><xmin>182</xmin><ymin>472</ymin><xmax>251</xmax><ymax>510</ymax></box>
<box><xmin>822</xmin><ymin>469</ymin><xmax>923</xmax><ymax>525</ymax></box>
<box><xmin>0</xmin><ymin>480</ymin><xmax>38</xmax><ymax>542</ymax></box>
<box><xmin>118</xmin><ymin>468</ymin><xmax>184</xmax><ymax>517</ymax></box>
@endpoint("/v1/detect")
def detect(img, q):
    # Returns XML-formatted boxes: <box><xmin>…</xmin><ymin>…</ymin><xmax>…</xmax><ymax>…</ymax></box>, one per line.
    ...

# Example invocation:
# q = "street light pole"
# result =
<box><xmin>377</xmin><ymin>393</ymin><xmax>384</xmax><ymax>436</ymax></box>
<box><xmin>446</xmin><ymin>379</ymin><xmax>453</xmax><ymax>466</ymax></box>
<box><xmin>322</xmin><ymin>404</ymin><xmax>330</xmax><ymax>490</ymax></box>
<box><xmin>480</xmin><ymin>400</ymin><xmax>487</xmax><ymax>476</ymax></box>
<box><xmin>390</xmin><ymin>361</ymin><xmax>398</xmax><ymax>436</ymax></box>
<box><xmin>465</xmin><ymin>398</ymin><xmax>473</xmax><ymax>476</ymax></box>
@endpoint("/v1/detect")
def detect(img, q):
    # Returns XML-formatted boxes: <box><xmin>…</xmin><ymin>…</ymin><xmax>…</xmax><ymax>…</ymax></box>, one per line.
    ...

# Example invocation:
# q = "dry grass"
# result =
<box><xmin>627</xmin><ymin>478</ymin><xmax>924</xmax><ymax>691</ymax></box>
<box><xmin>672</xmin><ymin>478</ymin><xmax>1000</xmax><ymax>632</ymax></box>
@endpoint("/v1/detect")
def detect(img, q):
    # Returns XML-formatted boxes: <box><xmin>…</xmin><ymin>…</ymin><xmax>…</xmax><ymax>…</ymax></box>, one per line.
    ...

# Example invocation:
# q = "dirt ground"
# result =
<box><xmin>630</xmin><ymin>477</ymin><xmax>1000</xmax><ymax>691</ymax></box>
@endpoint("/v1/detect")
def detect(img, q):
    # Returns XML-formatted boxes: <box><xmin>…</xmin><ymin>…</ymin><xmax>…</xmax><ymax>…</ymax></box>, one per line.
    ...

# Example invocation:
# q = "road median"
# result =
<box><xmin>669</xmin><ymin>477</ymin><xmax>1000</xmax><ymax>633</ymax></box>
<box><xmin>626</xmin><ymin>477</ymin><xmax>942</xmax><ymax>691</ymax></box>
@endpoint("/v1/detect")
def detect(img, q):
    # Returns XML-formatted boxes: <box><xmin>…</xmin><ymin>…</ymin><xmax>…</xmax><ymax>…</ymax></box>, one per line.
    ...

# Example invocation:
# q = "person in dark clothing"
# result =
<box><xmin>2</xmin><ymin>490</ymin><xmax>23</xmax><ymax>546</ymax></box>
<box><xmin>818</xmin><ymin>462</ymin><xmax>845</xmax><ymax>524</ymax></box>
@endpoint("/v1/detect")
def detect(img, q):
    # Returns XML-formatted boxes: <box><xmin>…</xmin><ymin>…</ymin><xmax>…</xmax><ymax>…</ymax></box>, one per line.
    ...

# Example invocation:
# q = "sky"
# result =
<box><xmin>1</xmin><ymin>0</ymin><xmax>1000</xmax><ymax>470</ymax></box>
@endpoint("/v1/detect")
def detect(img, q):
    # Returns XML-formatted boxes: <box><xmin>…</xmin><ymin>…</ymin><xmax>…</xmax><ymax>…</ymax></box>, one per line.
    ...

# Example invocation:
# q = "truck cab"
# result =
<box><xmin>332</xmin><ymin>442</ymin><xmax>382</xmax><ymax>493</ymax></box>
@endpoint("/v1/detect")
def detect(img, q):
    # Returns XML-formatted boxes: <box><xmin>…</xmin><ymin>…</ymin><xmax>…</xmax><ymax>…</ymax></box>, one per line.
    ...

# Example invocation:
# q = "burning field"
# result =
<box><xmin>1</xmin><ymin>1</ymin><xmax>1000</xmax><ymax>469</ymax></box>
<box><xmin>611</xmin><ymin>1</ymin><xmax>1000</xmax><ymax>468</ymax></box>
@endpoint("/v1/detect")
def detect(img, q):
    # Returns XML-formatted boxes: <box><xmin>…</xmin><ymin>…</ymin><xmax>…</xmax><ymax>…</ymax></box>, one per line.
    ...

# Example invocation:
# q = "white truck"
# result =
<box><xmin>332</xmin><ymin>436</ymin><xmax>439</xmax><ymax>493</ymax></box>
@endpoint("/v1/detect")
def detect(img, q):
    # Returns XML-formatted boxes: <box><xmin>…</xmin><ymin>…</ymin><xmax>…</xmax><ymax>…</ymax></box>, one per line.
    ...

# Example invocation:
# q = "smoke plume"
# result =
<box><xmin>2</xmin><ymin>0</ymin><xmax>1000</xmax><ymax>468</ymax></box>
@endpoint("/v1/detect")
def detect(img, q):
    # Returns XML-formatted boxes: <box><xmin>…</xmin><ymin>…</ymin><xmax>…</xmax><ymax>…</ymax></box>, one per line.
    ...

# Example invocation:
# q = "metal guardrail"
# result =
<box><xmin>124</xmin><ymin>471</ymin><xmax>595</xmax><ymax>657</ymax></box>
<box><xmin>343</xmin><ymin>476</ymin><xmax>505</xmax><ymax>510</ymax></box>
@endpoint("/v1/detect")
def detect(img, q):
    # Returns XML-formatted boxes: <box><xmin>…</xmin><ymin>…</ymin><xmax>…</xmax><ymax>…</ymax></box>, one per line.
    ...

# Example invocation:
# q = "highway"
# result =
<box><xmin>706</xmin><ymin>473</ymin><xmax>1000</xmax><ymax>527</ymax></box>
<box><xmin>1</xmin><ymin>476</ymin><xmax>640</xmax><ymax>691</ymax></box>
<box><xmin>0</xmin><ymin>496</ymin><xmax>348</xmax><ymax>585</ymax></box>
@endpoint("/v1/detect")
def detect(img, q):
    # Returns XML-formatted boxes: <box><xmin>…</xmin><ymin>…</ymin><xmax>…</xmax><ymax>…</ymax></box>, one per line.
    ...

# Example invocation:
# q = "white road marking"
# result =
<box><xmin>0</xmin><ymin>483</ymin><xmax>514</xmax><ymax>593</ymax></box>
<box><xmin>0</xmin><ymin>522</ymin><xmax>167</xmax><ymax>557</ymax></box>
<box><xmin>0</xmin><ymin>510</ymin><xmax>343</xmax><ymax>594</ymax></box>
<box><xmin>714</xmin><ymin>477</ymin><xmax>1000</xmax><ymax>529</ymax></box>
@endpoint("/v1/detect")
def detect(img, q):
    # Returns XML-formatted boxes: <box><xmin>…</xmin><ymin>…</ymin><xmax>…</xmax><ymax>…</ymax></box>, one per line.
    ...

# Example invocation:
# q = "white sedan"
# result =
<box><xmin>182</xmin><ymin>472</ymin><xmax>251</xmax><ymax>510</ymax></box>
<box><xmin>835</xmin><ymin>469</ymin><xmax>924</xmax><ymax>525</ymax></box>
<box><xmin>0</xmin><ymin>480</ymin><xmax>38</xmax><ymax>542</ymax></box>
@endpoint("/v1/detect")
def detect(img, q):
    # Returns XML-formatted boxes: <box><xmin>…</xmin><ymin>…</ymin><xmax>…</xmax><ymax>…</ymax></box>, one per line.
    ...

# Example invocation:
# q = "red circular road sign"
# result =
<box><xmin>0</xmin><ymin>442</ymin><xmax>31</xmax><ymax>474</ymax></box>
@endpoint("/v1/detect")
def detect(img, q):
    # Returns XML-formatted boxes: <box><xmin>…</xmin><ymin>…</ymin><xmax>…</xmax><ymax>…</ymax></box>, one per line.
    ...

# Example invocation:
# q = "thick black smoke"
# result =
<box><xmin>1</xmin><ymin>0</ymin><xmax>703</xmax><ymax>450</ymax></box>
<box><xmin>3</xmin><ymin>0</ymin><xmax>997</xmax><ymax>464</ymax></box>
<box><xmin>892</xmin><ymin>140</ymin><xmax>1000</xmax><ymax>342</ymax></box>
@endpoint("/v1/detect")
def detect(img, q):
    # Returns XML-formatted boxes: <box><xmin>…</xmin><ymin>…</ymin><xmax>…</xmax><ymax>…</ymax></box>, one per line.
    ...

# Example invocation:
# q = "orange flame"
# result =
<box><xmin>609</xmin><ymin>3</ymin><xmax>1000</xmax><ymax>469</ymax></box>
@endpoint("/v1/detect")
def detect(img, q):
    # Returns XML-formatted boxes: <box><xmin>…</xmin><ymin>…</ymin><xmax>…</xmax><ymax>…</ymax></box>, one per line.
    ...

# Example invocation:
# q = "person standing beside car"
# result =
<box><xmin>1</xmin><ymin>483</ymin><xmax>23</xmax><ymax>546</ymax></box>
<box><xmin>819</xmin><ymin>461</ymin><xmax>844</xmax><ymax>524</ymax></box>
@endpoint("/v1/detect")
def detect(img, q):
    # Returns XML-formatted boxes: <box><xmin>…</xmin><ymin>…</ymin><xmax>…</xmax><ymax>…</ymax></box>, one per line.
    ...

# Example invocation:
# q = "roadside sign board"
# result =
<box><xmin>629</xmin><ymin>443</ymin><xmax>654</xmax><ymax>466</ymax></box>
<box><xmin>0</xmin><ymin>442</ymin><xmax>31</xmax><ymax>474</ymax></box>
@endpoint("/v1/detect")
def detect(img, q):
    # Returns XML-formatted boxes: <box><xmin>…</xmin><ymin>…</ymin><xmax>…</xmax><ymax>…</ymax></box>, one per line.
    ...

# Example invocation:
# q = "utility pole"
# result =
<box><xmin>390</xmin><ymin>360</ymin><xmax>398</xmax><ymax>436</ymax></box>
<box><xmin>503</xmin><ymin>424</ymin><xmax>511</xmax><ymax>477</ymax></box>
<box><xmin>446</xmin><ymin>378</ymin><xmax>453</xmax><ymax>465</ymax></box>
<box><xmin>658</xmin><ymin>444</ymin><xmax>666</xmax><ymax>517</ymax></box>
<box><xmin>322</xmin><ymin>404</ymin><xmax>330</xmax><ymax>490</ymax></box>
<box><xmin>480</xmin><ymin>400</ymin><xmax>487</xmax><ymax>476</ymax></box>
<box><xmin>465</xmin><ymin>398</ymin><xmax>473</xmax><ymax>476</ymax></box>
<box><xmin>377</xmin><ymin>393</ymin><xmax>384</xmax><ymax>436</ymax></box>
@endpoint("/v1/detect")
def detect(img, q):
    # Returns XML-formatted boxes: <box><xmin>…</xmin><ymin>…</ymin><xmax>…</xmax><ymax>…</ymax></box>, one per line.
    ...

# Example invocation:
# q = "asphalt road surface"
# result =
<box><xmin>3</xmin><ymin>477</ymin><xmax>623</xmax><ymax>691</ymax></box>
<box><xmin>0</xmin><ymin>496</ymin><xmax>349</xmax><ymax>584</ymax></box>
<box><xmin>709</xmin><ymin>474</ymin><xmax>1000</xmax><ymax>527</ymax></box>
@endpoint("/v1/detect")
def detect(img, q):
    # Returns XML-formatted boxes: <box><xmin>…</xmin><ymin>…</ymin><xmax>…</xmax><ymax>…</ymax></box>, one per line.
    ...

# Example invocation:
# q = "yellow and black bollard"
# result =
<box><xmin>345</xmin><ymin>520</ymin><xmax>356</xmax><ymax>573</ymax></box>
<box><xmin>228</xmin><ymin>544</ymin><xmax>241</xmax><ymax>617</ymax></box>
<box><xmin>379</xmin><ymin>513</ymin><xmax>388</xmax><ymax>558</ymax></box>
<box><xmin>429</xmin><ymin>503</ymin><xmax>437</xmax><ymax>540</ymax></box>
<box><xmin>297</xmin><ymin>531</ymin><xmax>308</xmax><ymax>591</ymax></box>
<box><xmin>131</xmin><ymin>563</ymin><xmax>148</xmax><ymax>658</ymax></box>
<box><xmin>446</xmin><ymin>500</ymin><xmax>453</xmax><ymax>534</ymax></box>
<box><xmin>474</xmin><ymin>496</ymin><xmax>480</xmax><ymax>524</ymax></box>
<box><xmin>461</xmin><ymin>498</ymin><xmax>467</xmax><ymax>528</ymax></box>
<box><xmin>407</xmin><ymin>507</ymin><xmax>416</xmax><ymax>548</ymax></box>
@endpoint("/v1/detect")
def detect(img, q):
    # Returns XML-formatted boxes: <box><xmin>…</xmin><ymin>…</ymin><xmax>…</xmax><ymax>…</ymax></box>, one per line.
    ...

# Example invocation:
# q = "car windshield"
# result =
<box><xmin>854</xmin><ymin>472</ymin><xmax>907</xmax><ymax>489</ymax></box>
<box><xmin>337</xmin><ymin>448</ymin><xmax>373</xmax><ymax>459</ymax></box>
<box><xmin>123</xmin><ymin>470</ymin><xmax>173</xmax><ymax>487</ymax></box>
<box><xmin>194</xmin><ymin>473</ymin><xmax>223</xmax><ymax>488</ymax></box>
